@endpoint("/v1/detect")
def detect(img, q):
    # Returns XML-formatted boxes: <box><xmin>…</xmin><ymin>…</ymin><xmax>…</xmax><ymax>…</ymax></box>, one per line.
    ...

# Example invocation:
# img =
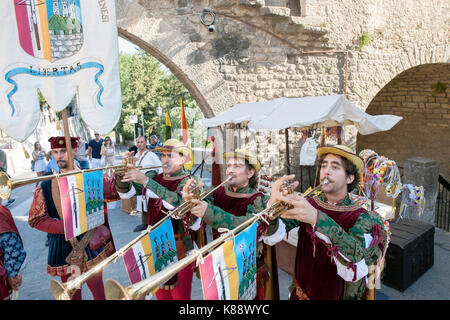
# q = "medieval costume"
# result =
<box><xmin>278</xmin><ymin>193</ymin><xmax>388</xmax><ymax>300</ymax></box>
<box><xmin>201</xmin><ymin>183</ymin><xmax>281</xmax><ymax>300</ymax></box>
<box><xmin>265</xmin><ymin>144</ymin><xmax>389</xmax><ymax>300</ymax></box>
<box><xmin>115</xmin><ymin>139</ymin><xmax>203</xmax><ymax>300</ymax></box>
<box><xmin>28</xmin><ymin>136</ymin><xmax>115</xmax><ymax>300</ymax></box>
<box><xmin>0</xmin><ymin>205</ymin><xmax>26</xmax><ymax>300</ymax></box>
<box><xmin>195</xmin><ymin>149</ymin><xmax>281</xmax><ymax>300</ymax></box>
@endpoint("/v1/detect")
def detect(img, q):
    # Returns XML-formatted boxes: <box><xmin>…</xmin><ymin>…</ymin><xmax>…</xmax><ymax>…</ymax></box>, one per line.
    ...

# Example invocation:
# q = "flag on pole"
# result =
<box><xmin>199</xmin><ymin>221</ymin><xmax>258</xmax><ymax>300</ymax></box>
<box><xmin>180</xmin><ymin>94</ymin><xmax>194</xmax><ymax>171</ymax></box>
<box><xmin>165</xmin><ymin>108</ymin><xmax>172</xmax><ymax>140</ymax></box>
<box><xmin>122</xmin><ymin>218</ymin><xmax>177</xmax><ymax>299</ymax></box>
<box><xmin>58</xmin><ymin>171</ymin><xmax>104</xmax><ymax>240</ymax></box>
<box><xmin>0</xmin><ymin>0</ymin><xmax>122</xmax><ymax>142</ymax></box>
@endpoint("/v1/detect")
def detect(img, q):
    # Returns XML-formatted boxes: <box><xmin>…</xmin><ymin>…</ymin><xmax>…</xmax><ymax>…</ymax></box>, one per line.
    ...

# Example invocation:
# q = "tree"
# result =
<box><xmin>118</xmin><ymin>50</ymin><xmax>206</xmax><ymax>147</ymax></box>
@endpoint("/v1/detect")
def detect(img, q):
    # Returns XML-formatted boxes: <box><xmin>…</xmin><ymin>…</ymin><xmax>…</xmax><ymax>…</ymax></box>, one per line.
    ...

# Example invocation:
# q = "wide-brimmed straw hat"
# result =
<box><xmin>154</xmin><ymin>139</ymin><xmax>190</xmax><ymax>157</ymax></box>
<box><xmin>317</xmin><ymin>145</ymin><xmax>364</xmax><ymax>175</ymax></box>
<box><xmin>223</xmin><ymin>149</ymin><xmax>261</xmax><ymax>173</ymax></box>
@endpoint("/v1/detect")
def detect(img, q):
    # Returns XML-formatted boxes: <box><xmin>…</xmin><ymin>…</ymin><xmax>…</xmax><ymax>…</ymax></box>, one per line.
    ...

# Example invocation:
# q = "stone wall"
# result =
<box><xmin>357</xmin><ymin>63</ymin><xmax>450</xmax><ymax>180</ymax></box>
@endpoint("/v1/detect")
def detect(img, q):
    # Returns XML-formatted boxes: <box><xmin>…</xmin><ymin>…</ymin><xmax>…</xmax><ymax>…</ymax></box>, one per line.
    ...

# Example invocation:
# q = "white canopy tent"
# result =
<box><xmin>199</xmin><ymin>94</ymin><xmax>402</xmax><ymax>175</ymax></box>
<box><xmin>200</xmin><ymin>95</ymin><xmax>402</xmax><ymax>134</ymax></box>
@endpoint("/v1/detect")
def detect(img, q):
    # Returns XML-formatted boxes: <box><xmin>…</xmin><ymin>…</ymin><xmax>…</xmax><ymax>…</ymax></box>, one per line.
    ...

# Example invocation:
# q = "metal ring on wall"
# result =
<box><xmin>200</xmin><ymin>8</ymin><xmax>216</xmax><ymax>26</ymax></box>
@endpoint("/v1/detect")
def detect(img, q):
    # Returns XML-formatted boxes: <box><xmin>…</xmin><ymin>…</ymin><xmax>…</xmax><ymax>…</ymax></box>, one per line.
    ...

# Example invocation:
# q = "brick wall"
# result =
<box><xmin>357</xmin><ymin>63</ymin><xmax>450</xmax><ymax>180</ymax></box>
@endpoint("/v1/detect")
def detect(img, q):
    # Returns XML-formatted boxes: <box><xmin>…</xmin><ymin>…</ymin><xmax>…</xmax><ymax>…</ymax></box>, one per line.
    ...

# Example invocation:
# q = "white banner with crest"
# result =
<box><xmin>0</xmin><ymin>0</ymin><xmax>122</xmax><ymax>141</ymax></box>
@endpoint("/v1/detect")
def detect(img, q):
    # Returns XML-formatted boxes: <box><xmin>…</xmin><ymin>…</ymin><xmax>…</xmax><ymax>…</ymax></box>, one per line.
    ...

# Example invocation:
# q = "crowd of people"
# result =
<box><xmin>8</xmin><ymin>134</ymin><xmax>165</xmax><ymax>176</ymax></box>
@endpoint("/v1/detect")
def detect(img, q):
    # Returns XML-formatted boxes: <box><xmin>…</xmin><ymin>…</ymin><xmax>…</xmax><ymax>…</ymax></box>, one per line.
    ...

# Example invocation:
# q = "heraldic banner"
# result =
<box><xmin>122</xmin><ymin>218</ymin><xmax>178</xmax><ymax>299</ymax></box>
<box><xmin>58</xmin><ymin>170</ymin><xmax>104</xmax><ymax>240</ymax></box>
<box><xmin>200</xmin><ymin>221</ymin><xmax>258</xmax><ymax>300</ymax></box>
<box><xmin>0</xmin><ymin>0</ymin><xmax>122</xmax><ymax>141</ymax></box>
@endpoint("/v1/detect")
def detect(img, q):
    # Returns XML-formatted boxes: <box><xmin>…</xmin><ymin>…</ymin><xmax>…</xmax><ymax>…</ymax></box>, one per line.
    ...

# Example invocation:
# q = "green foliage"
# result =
<box><xmin>48</xmin><ymin>15</ymin><xmax>81</xmax><ymax>34</ymax></box>
<box><xmin>432</xmin><ymin>81</ymin><xmax>447</xmax><ymax>95</ymax></box>
<box><xmin>48</xmin><ymin>15</ymin><xmax>69</xmax><ymax>33</ymax></box>
<box><xmin>357</xmin><ymin>32</ymin><xmax>373</xmax><ymax>51</ymax></box>
<box><xmin>118</xmin><ymin>50</ymin><xmax>207</xmax><ymax>147</ymax></box>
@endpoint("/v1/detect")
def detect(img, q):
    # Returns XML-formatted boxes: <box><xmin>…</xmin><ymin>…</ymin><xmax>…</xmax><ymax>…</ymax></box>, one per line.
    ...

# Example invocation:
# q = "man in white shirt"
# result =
<box><xmin>132</xmin><ymin>136</ymin><xmax>162</xmax><ymax>232</ymax></box>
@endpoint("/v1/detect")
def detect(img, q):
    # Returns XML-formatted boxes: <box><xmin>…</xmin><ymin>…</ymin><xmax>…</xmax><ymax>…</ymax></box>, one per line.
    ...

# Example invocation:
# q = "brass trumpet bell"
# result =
<box><xmin>0</xmin><ymin>171</ymin><xmax>11</xmax><ymax>200</ymax></box>
<box><xmin>50</xmin><ymin>279</ymin><xmax>73</xmax><ymax>300</ymax></box>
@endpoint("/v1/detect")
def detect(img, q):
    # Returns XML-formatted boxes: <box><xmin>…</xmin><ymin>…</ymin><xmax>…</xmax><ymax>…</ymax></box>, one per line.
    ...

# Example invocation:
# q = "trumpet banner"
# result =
<box><xmin>123</xmin><ymin>218</ymin><xmax>177</xmax><ymax>297</ymax></box>
<box><xmin>200</xmin><ymin>221</ymin><xmax>258</xmax><ymax>300</ymax></box>
<box><xmin>0</xmin><ymin>0</ymin><xmax>122</xmax><ymax>141</ymax></box>
<box><xmin>57</xmin><ymin>170</ymin><xmax>104</xmax><ymax>240</ymax></box>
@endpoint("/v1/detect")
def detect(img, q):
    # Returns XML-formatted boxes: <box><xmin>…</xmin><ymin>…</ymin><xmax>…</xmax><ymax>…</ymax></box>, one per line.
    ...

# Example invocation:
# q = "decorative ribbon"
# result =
<box><xmin>346</xmin><ymin>262</ymin><xmax>358</xmax><ymax>282</ymax></box>
<box><xmin>5</xmin><ymin>62</ymin><xmax>105</xmax><ymax>116</ymax></box>
<box><xmin>217</xmin><ymin>227</ymin><xmax>236</xmax><ymax>248</ymax></box>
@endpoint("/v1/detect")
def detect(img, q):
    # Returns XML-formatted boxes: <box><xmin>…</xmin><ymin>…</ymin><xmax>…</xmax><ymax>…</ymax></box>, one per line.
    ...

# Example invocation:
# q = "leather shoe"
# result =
<box><xmin>133</xmin><ymin>224</ymin><xmax>148</xmax><ymax>232</ymax></box>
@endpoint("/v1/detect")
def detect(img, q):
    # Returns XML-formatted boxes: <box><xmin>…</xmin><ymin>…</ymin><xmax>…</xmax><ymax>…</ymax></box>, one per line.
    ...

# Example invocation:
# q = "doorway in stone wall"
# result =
<box><xmin>356</xmin><ymin>63</ymin><xmax>450</xmax><ymax>182</ymax></box>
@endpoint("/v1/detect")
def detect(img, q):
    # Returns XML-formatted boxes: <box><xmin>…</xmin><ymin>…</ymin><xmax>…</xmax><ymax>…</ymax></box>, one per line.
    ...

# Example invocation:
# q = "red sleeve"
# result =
<box><xmin>28</xmin><ymin>186</ymin><xmax>64</xmax><ymax>234</ymax></box>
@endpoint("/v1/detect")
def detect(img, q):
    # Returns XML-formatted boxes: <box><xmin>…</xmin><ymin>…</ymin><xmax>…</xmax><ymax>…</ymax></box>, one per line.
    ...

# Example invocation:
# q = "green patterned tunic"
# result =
<box><xmin>281</xmin><ymin>193</ymin><xmax>390</xmax><ymax>300</ymax></box>
<box><xmin>115</xmin><ymin>169</ymin><xmax>203</xmax><ymax>251</ymax></box>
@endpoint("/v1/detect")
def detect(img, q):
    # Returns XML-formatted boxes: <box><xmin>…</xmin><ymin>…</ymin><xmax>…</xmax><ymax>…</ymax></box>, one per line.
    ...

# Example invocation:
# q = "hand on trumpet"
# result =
<box><xmin>269</xmin><ymin>175</ymin><xmax>318</xmax><ymax>226</ymax></box>
<box><xmin>120</xmin><ymin>152</ymin><xmax>149</xmax><ymax>185</ymax></box>
<box><xmin>277</xmin><ymin>193</ymin><xmax>319</xmax><ymax>226</ymax></box>
<box><xmin>182</xmin><ymin>179</ymin><xmax>207</xmax><ymax>218</ymax></box>
<box><xmin>268</xmin><ymin>175</ymin><xmax>299</xmax><ymax>206</ymax></box>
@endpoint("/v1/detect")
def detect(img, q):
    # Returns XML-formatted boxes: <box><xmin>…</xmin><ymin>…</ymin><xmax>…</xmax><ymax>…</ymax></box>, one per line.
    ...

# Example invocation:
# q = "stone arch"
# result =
<box><xmin>358</xmin><ymin>46</ymin><xmax>449</xmax><ymax>111</ymax></box>
<box><xmin>356</xmin><ymin>63</ymin><xmax>450</xmax><ymax>180</ymax></box>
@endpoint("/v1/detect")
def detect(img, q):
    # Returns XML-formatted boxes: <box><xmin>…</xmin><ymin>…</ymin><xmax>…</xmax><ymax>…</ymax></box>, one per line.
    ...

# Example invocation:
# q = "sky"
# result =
<box><xmin>118</xmin><ymin>37</ymin><xmax>139</xmax><ymax>54</ymax></box>
<box><xmin>118</xmin><ymin>37</ymin><xmax>171</xmax><ymax>74</ymax></box>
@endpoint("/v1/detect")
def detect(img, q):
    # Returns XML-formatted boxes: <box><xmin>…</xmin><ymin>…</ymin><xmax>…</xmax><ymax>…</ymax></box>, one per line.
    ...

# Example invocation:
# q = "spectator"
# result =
<box><xmin>148</xmin><ymin>135</ymin><xmax>163</xmax><ymax>159</ymax></box>
<box><xmin>32</xmin><ymin>142</ymin><xmax>47</xmax><ymax>187</ymax></box>
<box><xmin>102</xmin><ymin>136</ymin><xmax>116</xmax><ymax>167</ymax></box>
<box><xmin>88</xmin><ymin>133</ymin><xmax>103</xmax><ymax>169</ymax></box>
<box><xmin>0</xmin><ymin>149</ymin><xmax>15</xmax><ymax>207</ymax></box>
<box><xmin>75</xmin><ymin>139</ymin><xmax>90</xmax><ymax>169</ymax></box>
<box><xmin>148</xmin><ymin>135</ymin><xmax>163</xmax><ymax>151</ymax></box>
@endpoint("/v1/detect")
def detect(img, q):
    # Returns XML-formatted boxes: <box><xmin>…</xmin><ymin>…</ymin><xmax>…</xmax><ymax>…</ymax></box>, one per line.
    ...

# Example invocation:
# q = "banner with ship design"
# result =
<box><xmin>0</xmin><ymin>0</ymin><xmax>121</xmax><ymax>141</ymax></box>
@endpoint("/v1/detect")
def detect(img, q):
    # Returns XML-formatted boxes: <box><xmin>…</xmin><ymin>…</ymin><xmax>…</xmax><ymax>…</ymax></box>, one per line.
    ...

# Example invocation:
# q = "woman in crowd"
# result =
<box><xmin>32</xmin><ymin>141</ymin><xmax>47</xmax><ymax>186</ymax></box>
<box><xmin>103</xmin><ymin>136</ymin><xmax>116</xmax><ymax>167</ymax></box>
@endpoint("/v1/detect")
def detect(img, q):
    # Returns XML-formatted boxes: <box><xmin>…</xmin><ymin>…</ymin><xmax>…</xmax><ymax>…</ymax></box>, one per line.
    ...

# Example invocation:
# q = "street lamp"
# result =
<box><xmin>156</xmin><ymin>105</ymin><xmax>162</xmax><ymax>140</ymax></box>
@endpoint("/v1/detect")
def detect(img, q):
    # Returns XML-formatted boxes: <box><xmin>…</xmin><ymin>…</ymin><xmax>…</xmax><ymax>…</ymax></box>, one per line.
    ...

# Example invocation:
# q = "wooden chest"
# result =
<box><xmin>382</xmin><ymin>219</ymin><xmax>434</xmax><ymax>292</ymax></box>
<box><xmin>120</xmin><ymin>196</ymin><xmax>136</xmax><ymax>214</ymax></box>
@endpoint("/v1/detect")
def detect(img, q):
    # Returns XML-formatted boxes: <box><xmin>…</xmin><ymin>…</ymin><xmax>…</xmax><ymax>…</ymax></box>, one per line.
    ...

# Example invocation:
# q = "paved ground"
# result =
<box><xmin>4</xmin><ymin>171</ymin><xmax>450</xmax><ymax>300</ymax></box>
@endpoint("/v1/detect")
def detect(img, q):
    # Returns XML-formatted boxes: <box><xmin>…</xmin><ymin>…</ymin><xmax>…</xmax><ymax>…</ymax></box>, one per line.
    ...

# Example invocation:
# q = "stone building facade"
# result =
<box><xmin>115</xmin><ymin>0</ymin><xmax>449</xmax><ymax>178</ymax></box>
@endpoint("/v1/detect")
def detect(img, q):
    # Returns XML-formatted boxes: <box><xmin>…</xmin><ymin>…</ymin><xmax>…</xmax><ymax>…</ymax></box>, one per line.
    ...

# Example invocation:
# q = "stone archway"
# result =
<box><xmin>357</xmin><ymin>63</ymin><xmax>450</xmax><ymax>180</ymax></box>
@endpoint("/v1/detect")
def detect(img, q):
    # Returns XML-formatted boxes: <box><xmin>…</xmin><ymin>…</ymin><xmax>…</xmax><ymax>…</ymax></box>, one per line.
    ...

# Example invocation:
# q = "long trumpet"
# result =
<box><xmin>104</xmin><ymin>178</ymin><xmax>329</xmax><ymax>300</ymax></box>
<box><xmin>166</xmin><ymin>175</ymin><xmax>233</xmax><ymax>219</ymax></box>
<box><xmin>0</xmin><ymin>164</ymin><xmax>161</xmax><ymax>200</ymax></box>
<box><xmin>105</xmin><ymin>206</ymin><xmax>265</xmax><ymax>300</ymax></box>
<box><xmin>266</xmin><ymin>178</ymin><xmax>329</xmax><ymax>220</ymax></box>
<box><xmin>49</xmin><ymin>175</ymin><xmax>231</xmax><ymax>299</ymax></box>
<box><xmin>50</xmin><ymin>228</ymin><xmax>150</xmax><ymax>300</ymax></box>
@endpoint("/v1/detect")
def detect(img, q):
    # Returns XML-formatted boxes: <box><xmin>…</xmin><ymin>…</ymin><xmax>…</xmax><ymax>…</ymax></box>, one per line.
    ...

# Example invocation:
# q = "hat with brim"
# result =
<box><xmin>154</xmin><ymin>139</ymin><xmax>190</xmax><ymax>157</ymax></box>
<box><xmin>317</xmin><ymin>145</ymin><xmax>364</xmax><ymax>175</ymax></box>
<box><xmin>223</xmin><ymin>149</ymin><xmax>261</xmax><ymax>173</ymax></box>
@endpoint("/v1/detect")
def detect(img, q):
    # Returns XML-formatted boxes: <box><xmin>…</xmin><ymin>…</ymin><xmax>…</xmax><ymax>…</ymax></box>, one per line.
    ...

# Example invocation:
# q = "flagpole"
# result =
<box><xmin>61</xmin><ymin>108</ymin><xmax>74</xmax><ymax>170</ymax></box>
